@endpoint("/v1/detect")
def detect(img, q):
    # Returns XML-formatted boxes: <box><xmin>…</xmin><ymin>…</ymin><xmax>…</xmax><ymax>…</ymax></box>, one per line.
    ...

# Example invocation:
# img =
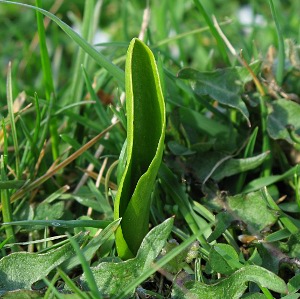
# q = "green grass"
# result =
<box><xmin>0</xmin><ymin>0</ymin><xmax>300</xmax><ymax>298</ymax></box>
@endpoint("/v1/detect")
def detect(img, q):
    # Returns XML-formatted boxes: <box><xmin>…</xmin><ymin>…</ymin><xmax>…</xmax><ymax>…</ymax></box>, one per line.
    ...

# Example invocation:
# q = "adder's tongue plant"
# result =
<box><xmin>114</xmin><ymin>38</ymin><xmax>166</xmax><ymax>260</ymax></box>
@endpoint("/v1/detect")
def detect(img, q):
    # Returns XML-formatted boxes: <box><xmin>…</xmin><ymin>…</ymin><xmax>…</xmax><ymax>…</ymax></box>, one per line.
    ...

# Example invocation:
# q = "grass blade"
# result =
<box><xmin>70</xmin><ymin>0</ymin><xmax>96</xmax><ymax>105</ymax></box>
<box><xmin>0</xmin><ymin>0</ymin><xmax>124</xmax><ymax>85</ymax></box>
<box><xmin>2</xmin><ymin>219</ymin><xmax>111</xmax><ymax>229</ymax></box>
<box><xmin>268</xmin><ymin>0</ymin><xmax>285</xmax><ymax>85</ymax></box>
<box><xmin>67</xmin><ymin>232</ymin><xmax>103</xmax><ymax>299</ymax></box>
<box><xmin>35</xmin><ymin>0</ymin><xmax>59</xmax><ymax>160</ymax></box>
<box><xmin>193</xmin><ymin>0</ymin><xmax>230</xmax><ymax>65</ymax></box>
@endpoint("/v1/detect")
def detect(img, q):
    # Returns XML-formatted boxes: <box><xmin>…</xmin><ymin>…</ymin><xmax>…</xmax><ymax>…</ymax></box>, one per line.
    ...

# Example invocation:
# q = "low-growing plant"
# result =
<box><xmin>1</xmin><ymin>0</ymin><xmax>300</xmax><ymax>298</ymax></box>
<box><xmin>114</xmin><ymin>38</ymin><xmax>166</xmax><ymax>260</ymax></box>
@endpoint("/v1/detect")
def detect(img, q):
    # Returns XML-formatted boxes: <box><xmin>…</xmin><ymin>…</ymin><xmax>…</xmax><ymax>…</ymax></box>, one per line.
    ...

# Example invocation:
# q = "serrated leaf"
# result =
<box><xmin>80</xmin><ymin>218</ymin><xmax>174</xmax><ymax>298</ymax></box>
<box><xmin>114</xmin><ymin>38</ymin><xmax>166</xmax><ymax>259</ymax></box>
<box><xmin>226</xmin><ymin>190</ymin><xmax>278</xmax><ymax>232</ymax></box>
<box><xmin>181</xmin><ymin>265</ymin><xmax>287</xmax><ymax>299</ymax></box>
<box><xmin>0</xmin><ymin>232</ymin><xmax>87</xmax><ymax>294</ymax></box>
<box><xmin>178</xmin><ymin>64</ymin><xmax>257</xmax><ymax>124</ymax></box>
<box><xmin>267</xmin><ymin>98</ymin><xmax>300</xmax><ymax>143</ymax></box>
<box><xmin>209</xmin><ymin>243</ymin><xmax>242</xmax><ymax>275</ymax></box>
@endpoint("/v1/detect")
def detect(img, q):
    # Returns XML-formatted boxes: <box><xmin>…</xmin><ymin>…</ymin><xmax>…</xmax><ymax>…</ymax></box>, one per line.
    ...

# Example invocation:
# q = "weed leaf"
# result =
<box><xmin>178</xmin><ymin>66</ymin><xmax>250</xmax><ymax>123</ymax></box>
<box><xmin>80</xmin><ymin>217</ymin><xmax>174</xmax><ymax>298</ymax></box>
<box><xmin>176</xmin><ymin>265</ymin><xmax>287</xmax><ymax>299</ymax></box>
<box><xmin>226</xmin><ymin>190</ymin><xmax>278</xmax><ymax>232</ymax></box>
<box><xmin>0</xmin><ymin>232</ymin><xmax>87</xmax><ymax>294</ymax></box>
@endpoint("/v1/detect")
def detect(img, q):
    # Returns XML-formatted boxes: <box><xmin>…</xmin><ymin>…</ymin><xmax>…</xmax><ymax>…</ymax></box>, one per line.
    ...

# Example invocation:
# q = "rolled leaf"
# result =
<box><xmin>114</xmin><ymin>38</ymin><xmax>166</xmax><ymax>259</ymax></box>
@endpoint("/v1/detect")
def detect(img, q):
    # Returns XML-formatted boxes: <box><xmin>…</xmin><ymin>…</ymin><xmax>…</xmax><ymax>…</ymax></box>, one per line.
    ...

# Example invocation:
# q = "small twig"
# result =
<box><xmin>96</xmin><ymin>157</ymin><xmax>108</xmax><ymax>188</ymax></box>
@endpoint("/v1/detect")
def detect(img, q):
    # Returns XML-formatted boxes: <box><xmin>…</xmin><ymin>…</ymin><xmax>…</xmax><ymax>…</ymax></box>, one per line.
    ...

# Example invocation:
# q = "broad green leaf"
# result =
<box><xmin>178</xmin><ymin>64</ymin><xmax>259</xmax><ymax>124</ymax></box>
<box><xmin>209</xmin><ymin>243</ymin><xmax>242</xmax><ymax>275</ymax></box>
<box><xmin>114</xmin><ymin>38</ymin><xmax>166</xmax><ymax>259</ymax></box>
<box><xmin>0</xmin><ymin>1</ymin><xmax>124</xmax><ymax>84</ymax></box>
<box><xmin>80</xmin><ymin>218</ymin><xmax>173</xmax><ymax>298</ymax></box>
<box><xmin>0</xmin><ymin>232</ymin><xmax>86</xmax><ymax>294</ymax></box>
<box><xmin>267</xmin><ymin>98</ymin><xmax>300</xmax><ymax>143</ymax></box>
<box><xmin>177</xmin><ymin>265</ymin><xmax>287</xmax><ymax>299</ymax></box>
<box><xmin>226</xmin><ymin>190</ymin><xmax>278</xmax><ymax>232</ymax></box>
